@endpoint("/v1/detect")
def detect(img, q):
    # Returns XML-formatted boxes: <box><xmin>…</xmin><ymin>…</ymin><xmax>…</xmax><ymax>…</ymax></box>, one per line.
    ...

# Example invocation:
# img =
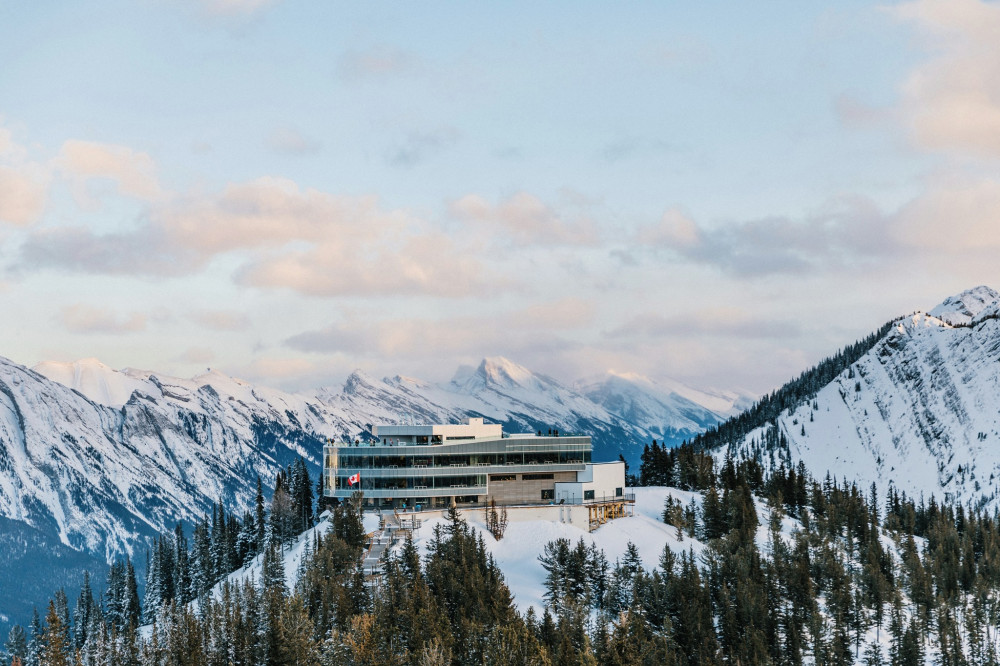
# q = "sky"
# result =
<box><xmin>1</xmin><ymin>0</ymin><xmax>999</xmax><ymax>395</ymax></box>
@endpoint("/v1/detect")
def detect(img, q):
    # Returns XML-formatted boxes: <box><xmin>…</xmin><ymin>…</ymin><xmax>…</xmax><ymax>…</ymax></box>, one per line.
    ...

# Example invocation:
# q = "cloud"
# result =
<box><xmin>600</xmin><ymin>136</ymin><xmax>676</xmax><ymax>162</ymax></box>
<box><xmin>0</xmin><ymin>165</ymin><xmax>47</xmax><ymax>225</ymax></box>
<box><xmin>56</xmin><ymin>140</ymin><xmax>162</xmax><ymax>201</ymax></box>
<box><xmin>0</xmin><ymin>127</ymin><xmax>13</xmax><ymax>157</ymax></box>
<box><xmin>196</xmin><ymin>0</ymin><xmax>279</xmax><ymax>16</ymax></box>
<box><xmin>605</xmin><ymin>308</ymin><xmax>799</xmax><ymax>340</ymax></box>
<box><xmin>176</xmin><ymin>347</ymin><xmax>215</xmax><ymax>364</ymax></box>
<box><xmin>337</xmin><ymin>47</ymin><xmax>416</xmax><ymax>81</ymax></box>
<box><xmin>60</xmin><ymin>305</ymin><xmax>147</xmax><ymax>334</ymax></box>
<box><xmin>160</xmin><ymin>177</ymin><xmax>490</xmax><ymax>296</ymax></box>
<box><xmin>285</xmin><ymin>300</ymin><xmax>591</xmax><ymax>358</ymax></box>
<box><xmin>636</xmin><ymin>198</ymin><xmax>893</xmax><ymax>276</ymax></box>
<box><xmin>834</xmin><ymin>93</ymin><xmax>895</xmax><ymax>129</ymax></box>
<box><xmin>891</xmin><ymin>0</ymin><xmax>1000</xmax><ymax>158</ymax></box>
<box><xmin>21</xmin><ymin>225</ymin><xmax>197</xmax><ymax>275</ymax></box>
<box><xmin>386</xmin><ymin>128</ymin><xmax>460</xmax><ymax>167</ymax></box>
<box><xmin>0</xmin><ymin>122</ymin><xmax>49</xmax><ymax>225</ymax></box>
<box><xmin>265</xmin><ymin>128</ymin><xmax>321</xmax><ymax>155</ymax></box>
<box><xmin>636</xmin><ymin>208</ymin><xmax>702</xmax><ymax>249</ymax></box>
<box><xmin>22</xmin><ymin>176</ymin><xmax>493</xmax><ymax>297</ymax></box>
<box><xmin>189</xmin><ymin>310</ymin><xmax>250</xmax><ymax>331</ymax></box>
<box><xmin>237</xmin><ymin>230</ymin><xmax>487</xmax><ymax>297</ymax></box>
<box><xmin>450</xmin><ymin>192</ymin><xmax>601</xmax><ymax>247</ymax></box>
<box><xmin>891</xmin><ymin>174</ymin><xmax>1000</xmax><ymax>251</ymax></box>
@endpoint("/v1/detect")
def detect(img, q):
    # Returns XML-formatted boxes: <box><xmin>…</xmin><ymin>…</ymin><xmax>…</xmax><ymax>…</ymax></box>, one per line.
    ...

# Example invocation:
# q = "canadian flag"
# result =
<box><xmin>348</xmin><ymin>473</ymin><xmax>361</xmax><ymax>486</ymax></box>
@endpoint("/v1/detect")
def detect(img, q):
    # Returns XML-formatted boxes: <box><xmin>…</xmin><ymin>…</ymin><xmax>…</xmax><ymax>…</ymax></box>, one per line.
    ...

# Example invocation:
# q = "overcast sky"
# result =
<box><xmin>0</xmin><ymin>0</ymin><xmax>998</xmax><ymax>394</ymax></box>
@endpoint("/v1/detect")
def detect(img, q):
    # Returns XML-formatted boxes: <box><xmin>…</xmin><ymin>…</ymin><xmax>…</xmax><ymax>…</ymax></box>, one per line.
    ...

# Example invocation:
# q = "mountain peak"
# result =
<box><xmin>447</xmin><ymin>356</ymin><xmax>554</xmax><ymax>394</ymax></box>
<box><xmin>929</xmin><ymin>285</ymin><xmax>1000</xmax><ymax>326</ymax></box>
<box><xmin>33</xmin><ymin>357</ymin><xmax>153</xmax><ymax>408</ymax></box>
<box><xmin>478</xmin><ymin>356</ymin><xmax>535</xmax><ymax>387</ymax></box>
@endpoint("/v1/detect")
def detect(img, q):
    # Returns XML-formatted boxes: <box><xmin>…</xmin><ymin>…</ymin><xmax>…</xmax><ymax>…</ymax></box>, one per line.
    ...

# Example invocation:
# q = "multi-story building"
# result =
<box><xmin>323</xmin><ymin>418</ymin><xmax>626</xmax><ymax>510</ymax></box>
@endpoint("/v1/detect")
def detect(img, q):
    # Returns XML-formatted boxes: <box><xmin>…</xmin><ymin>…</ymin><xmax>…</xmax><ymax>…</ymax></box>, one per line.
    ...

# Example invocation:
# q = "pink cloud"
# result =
<box><xmin>450</xmin><ymin>192</ymin><xmax>601</xmax><ymax>247</ymax></box>
<box><xmin>56</xmin><ymin>140</ymin><xmax>162</xmax><ymax>201</ymax></box>
<box><xmin>60</xmin><ymin>306</ymin><xmax>147</xmax><ymax>334</ymax></box>
<box><xmin>892</xmin><ymin>0</ymin><xmax>1000</xmax><ymax>157</ymax></box>
<box><xmin>0</xmin><ymin>165</ymin><xmax>47</xmax><ymax>225</ymax></box>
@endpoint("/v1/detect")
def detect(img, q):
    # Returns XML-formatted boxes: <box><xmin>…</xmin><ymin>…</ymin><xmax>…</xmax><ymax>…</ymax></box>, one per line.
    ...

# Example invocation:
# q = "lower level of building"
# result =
<box><xmin>328</xmin><ymin>461</ymin><xmax>629</xmax><ymax>511</ymax></box>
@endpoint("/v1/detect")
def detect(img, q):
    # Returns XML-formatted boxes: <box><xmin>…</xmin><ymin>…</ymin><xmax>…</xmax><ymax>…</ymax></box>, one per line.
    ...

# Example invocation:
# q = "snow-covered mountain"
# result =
<box><xmin>0</xmin><ymin>353</ymin><xmax>727</xmax><ymax>628</ymax></box>
<box><xmin>577</xmin><ymin>371</ymin><xmax>751</xmax><ymax>442</ymax></box>
<box><xmin>716</xmin><ymin>285</ymin><xmax>1000</xmax><ymax>511</ymax></box>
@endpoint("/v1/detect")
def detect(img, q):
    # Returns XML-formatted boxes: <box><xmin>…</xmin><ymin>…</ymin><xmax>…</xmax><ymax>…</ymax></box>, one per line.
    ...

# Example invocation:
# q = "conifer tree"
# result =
<box><xmin>72</xmin><ymin>572</ymin><xmax>94</xmax><ymax>651</ymax></box>
<box><xmin>40</xmin><ymin>600</ymin><xmax>70</xmax><ymax>666</ymax></box>
<box><xmin>4</xmin><ymin>625</ymin><xmax>28</xmax><ymax>664</ymax></box>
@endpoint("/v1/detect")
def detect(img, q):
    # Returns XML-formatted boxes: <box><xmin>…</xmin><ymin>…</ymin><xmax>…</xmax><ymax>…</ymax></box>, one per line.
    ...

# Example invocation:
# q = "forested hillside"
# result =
<box><xmin>6</xmin><ymin>445</ymin><xmax>1000</xmax><ymax>664</ymax></box>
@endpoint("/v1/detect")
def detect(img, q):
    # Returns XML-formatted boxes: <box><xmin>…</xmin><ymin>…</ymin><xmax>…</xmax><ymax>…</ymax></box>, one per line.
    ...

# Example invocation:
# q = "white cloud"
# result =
<box><xmin>635</xmin><ymin>197</ymin><xmax>892</xmax><ymax>276</ymax></box>
<box><xmin>22</xmin><ymin>176</ymin><xmax>497</xmax><ymax>297</ymax></box>
<box><xmin>198</xmin><ymin>0</ymin><xmax>279</xmax><ymax>16</ymax></box>
<box><xmin>176</xmin><ymin>347</ymin><xmax>215</xmax><ymax>364</ymax></box>
<box><xmin>892</xmin><ymin>0</ymin><xmax>1000</xmax><ymax>158</ymax></box>
<box><xmin>60</xmin><ymin>306</ymin><xmax>147</xmax><ymax>334</ymax></box>
<box><xmin>337</xmin><ymin>46</ymin><xmax>417</xmax><ymax>81</ymax></box>
<box><xmin>265</xmin><ymin>128</ymin><xmax>321</xmax><ymax>155</ymax></box>
<box><xmin>189</xmin><ymin>310</ymin><xmax>250</xmax><ymax>331</ymax></box>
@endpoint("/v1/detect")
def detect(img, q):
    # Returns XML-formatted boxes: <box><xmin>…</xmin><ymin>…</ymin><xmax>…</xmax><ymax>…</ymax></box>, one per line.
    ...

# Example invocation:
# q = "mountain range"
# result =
<box><xmin>7</xmin><ymin>284</ymin><xmax>1000</xmax><ymax>633</ymax></box>
<box><xmin>0</xmin><ymin>352</ymin><xmax>738</xmax><ymax>628</ymax></box>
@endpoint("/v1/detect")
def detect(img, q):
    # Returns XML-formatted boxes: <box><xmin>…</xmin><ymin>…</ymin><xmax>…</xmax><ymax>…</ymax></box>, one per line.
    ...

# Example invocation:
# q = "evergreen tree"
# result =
<box><xmin>72</xmin><ymin>571</ymin><xmax>94</xmax><ymax>651</ymax></box>
<box><xmin>4</xmin><ymin>625</ymin><xmax>28</xmax><ymax>664</ymax></box>
<box><xmin>26</xmin><ymin>607</ymin><xmax>41</xmax><ymax>666</ymax></box>
<box><xmin>40</xmin><ymin>600</ymin><xmax>70</xmax><ymax>666</ymax></box>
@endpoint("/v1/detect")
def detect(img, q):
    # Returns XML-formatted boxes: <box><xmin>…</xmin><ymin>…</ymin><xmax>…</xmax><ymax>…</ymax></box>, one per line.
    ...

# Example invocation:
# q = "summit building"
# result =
<box><xmin>323</xmin><ymin>418</ymin><xmax>627</xmax><ymax>511</ymax></box>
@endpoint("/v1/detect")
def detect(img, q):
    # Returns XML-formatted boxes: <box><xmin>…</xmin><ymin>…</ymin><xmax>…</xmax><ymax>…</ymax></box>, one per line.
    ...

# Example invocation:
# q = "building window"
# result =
<box><xmin>541</xmin><ymin>489</ymin><xmax>554</xmax><ymax>500</ymax></box>
<box><xmin>615</xmin><ymin>487</ymin><xmax>623</xmax><ymax>497</ymax></box>
<box><xmin>522</xmin><ymin>473</ymin><xmax>554</xmax><ymax>481</ymax></box>
<box><xmin>490</xmin><ymin>474</ymin><xmax>516</xmax><ymax>482</ymax></box>
<box><xmin>584</xmin><ymin>490</ymin><xmax>595</xmax><ymax>500</ymax></box>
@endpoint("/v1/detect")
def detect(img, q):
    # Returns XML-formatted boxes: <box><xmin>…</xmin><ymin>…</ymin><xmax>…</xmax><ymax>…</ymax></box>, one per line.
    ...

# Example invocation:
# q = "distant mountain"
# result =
<box><xmin>702</xmin><ymin>285</ymin><xmax>1000</xmax><ymax>512</ymax></box>
<box><xmin>577</xmin><ymin>371</ymin><xmax>751</xmax><ymax>444</ymax></box>
<box><xmin>0</xmin><ymin>353</ymin><xmax>727</xmax><ymax>630</ymax></box>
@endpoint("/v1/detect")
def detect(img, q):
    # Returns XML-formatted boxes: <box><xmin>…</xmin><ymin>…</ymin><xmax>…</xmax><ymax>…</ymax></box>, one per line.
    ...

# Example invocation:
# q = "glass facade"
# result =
<box><xmin>324</xmin><ymin>434</ymin><xmax>591</xmax><ymax>504</ymax></box>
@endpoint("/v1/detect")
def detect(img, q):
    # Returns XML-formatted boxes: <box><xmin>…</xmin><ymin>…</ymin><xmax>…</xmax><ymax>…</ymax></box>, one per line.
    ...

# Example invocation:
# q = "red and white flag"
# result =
<box><xmin>348</xmin><ymin>473</ymin><xmax>360</xmax><ymax>486</ymax></box>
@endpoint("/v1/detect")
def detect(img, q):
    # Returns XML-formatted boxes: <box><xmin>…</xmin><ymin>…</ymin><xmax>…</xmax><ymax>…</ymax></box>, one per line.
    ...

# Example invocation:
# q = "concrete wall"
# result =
<box><xmin>383</xmin><ymin>502</ymin><xmax>594</xmax><ymax>531</ymax></box>
<box><xmin>486</xmin><ymin>471</ymin><xmax>576</xmax><ymax>504</ymax></box>
<box><xmin>554</xmin><ymin>461</ymin><xmax>625</xmax><ymax>504</ymax></box>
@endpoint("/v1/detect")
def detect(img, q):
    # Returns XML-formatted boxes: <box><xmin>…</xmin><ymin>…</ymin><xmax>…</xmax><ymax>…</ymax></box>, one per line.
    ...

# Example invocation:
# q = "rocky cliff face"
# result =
<box><xmin>717</xmin><ymin>286</ymin><xmax>1000</xmax><ymax>511</ymax></box>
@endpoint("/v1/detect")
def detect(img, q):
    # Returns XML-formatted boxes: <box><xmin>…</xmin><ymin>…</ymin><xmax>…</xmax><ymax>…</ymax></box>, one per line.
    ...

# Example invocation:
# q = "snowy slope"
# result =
<box><xmin>203</xmin><ymin>488</ymin><xmax>709</xmax><ymax>618</ymax></box>
<box><xmin>718</xmin><ymin>286</ymin><xmax>1000</xmax><ymax>510</ymax></box>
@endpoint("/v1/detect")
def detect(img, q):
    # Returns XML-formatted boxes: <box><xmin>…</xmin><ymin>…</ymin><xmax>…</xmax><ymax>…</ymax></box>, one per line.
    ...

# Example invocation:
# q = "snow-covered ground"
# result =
<box><xmin>374</xmin><ymin>488</ymin><xmax>706</xmax><ymax>613</ymax></box>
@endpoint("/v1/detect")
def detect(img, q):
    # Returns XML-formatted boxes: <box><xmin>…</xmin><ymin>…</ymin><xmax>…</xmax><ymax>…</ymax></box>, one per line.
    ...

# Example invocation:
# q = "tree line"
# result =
<box><xmin>9</xmin><ymin>442</ymin><xmax>1000</xmax><ymax>664</ymax></box>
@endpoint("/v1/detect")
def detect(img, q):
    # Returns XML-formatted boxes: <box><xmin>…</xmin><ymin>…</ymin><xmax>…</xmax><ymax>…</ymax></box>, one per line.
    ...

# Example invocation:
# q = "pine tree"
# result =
<box><xmin>72</xmin><ymin>572</ymin><xmax>94</xmax><ymax>651</ymax></box>
<box><xmin>5</xmin><ymin>625</ymin><xmax>28</xmax><ymax>664</ymax></box>
<box><xmin>124</xmin><ymin>558</ymin><xmax>141</xmax><ymax>630</ymax></box>
<box><xmin>276</xmin><ymin>594</ymin><xmax>320</xmax><ymax>665</ymax></box>
<box><xmin>192</xmin><ymin>518</ymin><xmax>213</xmax><ymax>595</ymax></box>
<box><xmin>26</xmin><ymin>608</ymin><xmax>41</xmax><ymax>666</ymax></box>
<box><xmin>40</xmin><ymin>600</ymin><xmax>70</xmax><ymax>666</ymax></box>
<box><xmin>173</xmin><ymin>523</ymin><xmax>193</xmax><ymax>604</ymax></box>
<box><xmin>255</xmin><ymin>475</ymin><xmax>267</xmax><ymax>552</ymax></box>
<box><xmin>143</xmin><ymin>546</ymin><xmax>160</xmax><ymax>623</ymax></box>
